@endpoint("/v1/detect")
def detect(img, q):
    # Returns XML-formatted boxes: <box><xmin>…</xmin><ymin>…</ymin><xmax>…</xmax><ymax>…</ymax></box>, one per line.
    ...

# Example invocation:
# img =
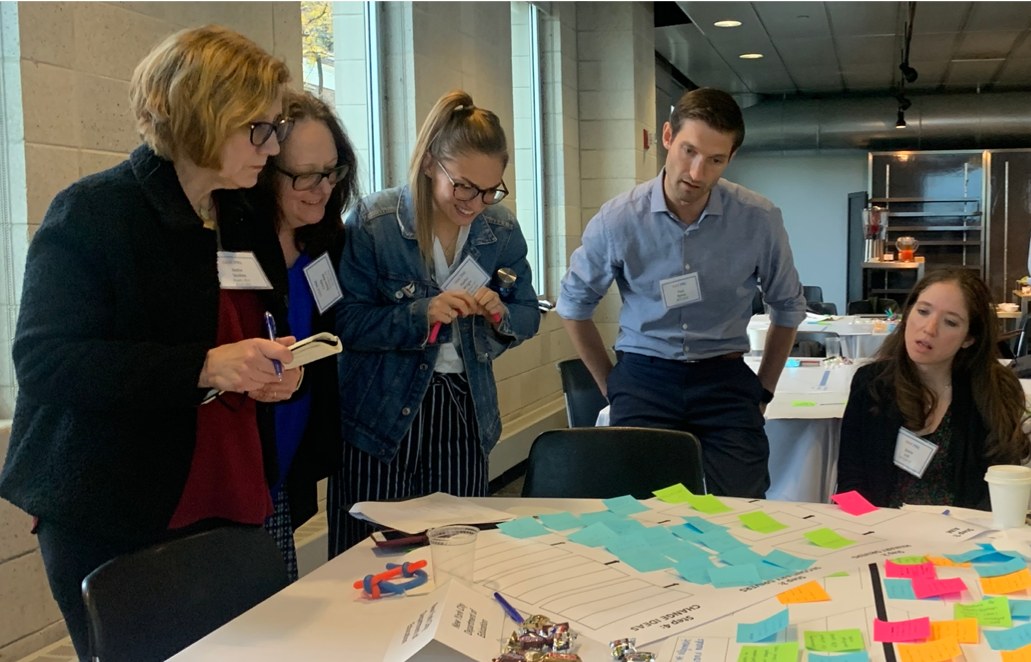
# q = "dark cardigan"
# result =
<box><xmin>0</xmin><ymin>145</ymin><xmax>293</xmax><ymax>537</ymax></box>
<box><xmin>837</xmin><ymin>361</ymin><xmax>991</xmax><ymax>509</ymax></box>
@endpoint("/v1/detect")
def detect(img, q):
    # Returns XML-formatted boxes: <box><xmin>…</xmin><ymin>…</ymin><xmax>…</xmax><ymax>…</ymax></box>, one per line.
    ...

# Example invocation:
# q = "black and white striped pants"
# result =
<box><xmin>327</xmin><ymin>371</ymin><xmax>489</xmax><ymax>557</ymax></box>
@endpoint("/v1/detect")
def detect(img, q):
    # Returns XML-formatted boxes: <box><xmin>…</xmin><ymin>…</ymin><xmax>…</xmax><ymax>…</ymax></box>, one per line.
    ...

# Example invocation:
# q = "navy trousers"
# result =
<box><xmin>607</xmin><ymin>352</ymin><xmax>771</xmax><ymax>498</ymax></box>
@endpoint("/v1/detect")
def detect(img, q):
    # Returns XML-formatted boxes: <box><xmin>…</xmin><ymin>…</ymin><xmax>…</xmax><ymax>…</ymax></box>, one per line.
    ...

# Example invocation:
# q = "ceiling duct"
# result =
<box><xmin>738</xmin><ymin>92</ymin><xmax>1031</xmax><ymax>154</ymax></box>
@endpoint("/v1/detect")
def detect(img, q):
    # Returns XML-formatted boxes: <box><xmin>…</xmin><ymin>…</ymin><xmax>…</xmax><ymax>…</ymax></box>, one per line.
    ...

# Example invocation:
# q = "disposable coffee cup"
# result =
<box><xmin>427</xmin><ymin>525</ymin><xmax>478</xmax><ymax>586</ymax></box>
<box><xmin>984</xmin><ymin>465</ymin><xmax>1031</xmax><ymax>529</ymax></box>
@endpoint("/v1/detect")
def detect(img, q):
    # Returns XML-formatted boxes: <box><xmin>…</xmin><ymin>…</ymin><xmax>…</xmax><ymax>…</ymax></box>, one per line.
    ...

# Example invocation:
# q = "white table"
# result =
<box><xmin>749</xmin><ymin>314</ymin><xmax>891</xmax><ymax>360</ymax></box>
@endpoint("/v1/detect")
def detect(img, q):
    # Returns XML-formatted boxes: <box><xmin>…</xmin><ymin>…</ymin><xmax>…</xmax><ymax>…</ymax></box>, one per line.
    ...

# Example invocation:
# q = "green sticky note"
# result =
<box><xmin>792</xmin><ymin>401</ymin><xmax>817</xmax><ymax>407</ymax></box>
<box><xmin>653</xmin><ymin>483</ymin><xmax>694</xmax><ymax>504</ymax></box>
<box><xmin>686</xmin><ymin>494</ymin><xmax>733</xmax><ymax>514</ymax></box>
<box><xmin>803</xmin><ymin>629</ymin><xmax>866</xmax><ymax>652</ymax></box>
<box><xmin>739</xmin><ymin>511</ymin><xmax>790</xmax><ymax>534</ymax></box>
<box><xmin>804</xmin><ymin>527</ymin><xmax>856</xmax><ymax>549</ymax></box>
<box><xmin>826</xmin><ymin>572</ymin><xmax>850</xmax><ymax>578</ymax></box>
<box><xmin>955</xmin><ymin>596</ymin><xmax>1013</xmax><ymax>628</ymax></box>
<box><xmin>738</xmin><ymin>642</ymin><xmax>799</xmax><ymax>662</ymax></box>
<box><xmin>891</xmin><ymin>556</ymin><xmax>929</xmax><ymax>565</ymax></box>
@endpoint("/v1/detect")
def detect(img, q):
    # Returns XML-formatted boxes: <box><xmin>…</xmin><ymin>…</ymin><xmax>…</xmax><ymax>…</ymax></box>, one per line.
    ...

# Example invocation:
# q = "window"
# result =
<box><xmin>511</xmin><ymin>1</ymin><xmax>546</xmax><ymax>296</ymax></box>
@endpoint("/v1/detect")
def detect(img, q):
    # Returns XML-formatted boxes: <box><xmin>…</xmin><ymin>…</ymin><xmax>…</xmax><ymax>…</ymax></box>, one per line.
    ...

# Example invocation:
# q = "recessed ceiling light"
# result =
<box><xmin>739</xmin><ymin>53</ymin><xmax>764</xmax><ymax>59</ymax></box>
<box><xmin>714</xmin><ymin>20</ymin><xmax>742</xmax><ymax>28</ymax></box>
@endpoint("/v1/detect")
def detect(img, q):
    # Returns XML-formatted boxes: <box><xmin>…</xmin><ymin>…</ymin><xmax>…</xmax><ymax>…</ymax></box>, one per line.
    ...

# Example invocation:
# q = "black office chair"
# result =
<box><xmin>807</xmin><ymin>301</ymin><xmax>838</xmax><ymax>316</ymax></box>
<box><xmin>802</xmin><ymin>285</ymin><xmax>824</xmax><ymax>304</ymax></box>
<box><xmin>847</xmin><ymin>298</ymin><xmax>899</xmax><ymax>315</ymax></box>
<box><xmin>1001</xmin><ymin>313</ymin><xmax>1031</xmax><ymax>359</ymax></box>
<box><xmin>521</xmin><ymin>427</ymin><xmax>705</xmax><ymax>499</ymax></box>
<box><xmin>751</xmin><ymin>288</ymin><xmax>765</xmax><ymax>315</ymax></box>
<box><xmin>791</xmin><ymin>331</ymin><xmax>839</xmax><ymax>357</ymax></box>
<box><xmin>82</xmin><ymin>526</ymin><xmax>288</xmax><ymax>662</ymax></box>
<box><xmin>556</xmin><ymin>358</ymin><xmax>609</xmax><ymax>428</ymax></box>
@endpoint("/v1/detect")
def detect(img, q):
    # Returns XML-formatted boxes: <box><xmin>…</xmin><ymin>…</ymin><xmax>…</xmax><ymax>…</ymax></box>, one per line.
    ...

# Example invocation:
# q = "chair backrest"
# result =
<box><xmin>556</xmin><ymin>358</ymin><xmax>609</xmax><ymax>428</ymax></box>
<box><xmin>82</xmin><ymin>526</ymin><xmax>288</xmax><ymax>662</ymax></box>
<box><xmin>1016</xmin><ymin>314</ymin><xmax>1031</xmax><ymax>358</ymax></box>
<box><xmin>802</xmin><ymin>285</ymin><xmax>824</xmax><ymax>304</ymax></box>
<box><xmin>847</xmin><ymin>297</ymin><xmax>899</xmax><ymax>315</ymax></box>
<box><xmin>847</xmin><ymin>300</ymin><xmax>873</xmax><ymax>315</ymax></box>
<box><xmin>522</xmin><ymin>427</ymin><xmax>705</xmax><ymax>498</ymax></box>
<box><xmin>791</xmin><ymin>331</ymin><xmax>839</xmax><ymax>357</ymax></box>
<box><xmin>751</xmin><ymin>288</ymin><xmax>765</xmax><ymax>315</ymax></box>
<box><xmin>807</xmin><ymin>301</ymin><xmax>838</xmax><ymax>316</ymax></box>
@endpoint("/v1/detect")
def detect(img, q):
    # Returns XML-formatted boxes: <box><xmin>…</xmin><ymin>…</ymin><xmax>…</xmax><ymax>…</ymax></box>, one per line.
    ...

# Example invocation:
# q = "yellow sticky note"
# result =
<box><xmin>777</xmin><ymin>580</ymin><xmax>832</xmax><ymax>605</ymax></box>
<box><xmin>929</xmin><ymin>619</ymin><xmax>979</xmax><ymax>644</ymax></box>
<box><xmin>897</xmin><ymin>638</ymin><xmax>962</xmax><ymax>662</ymax></box>
<box><xmin>927</xmin><ymin>556</ymin><xmax>971</xmax><ymax>568</ymax></box>
<box><xmin>1002</xmin><ymin>642</ymin><xmax>1031</xmax><ymax>662</ymax></box>
<box><xmin>653</xmin><ymin>483</ymin><xmax>694</xmax><ymax>504</ymax></box>
<box><xmin>981</xmin><ymin>568</ymin><xmax>1031</xmax><ymax>595</ymax></box>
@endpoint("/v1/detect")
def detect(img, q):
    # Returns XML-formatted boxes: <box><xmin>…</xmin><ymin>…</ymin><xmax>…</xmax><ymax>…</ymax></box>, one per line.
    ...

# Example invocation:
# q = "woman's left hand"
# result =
<box><xmin>474</xmin><ymin>286</ymin><xmax>507</xmax><ymax>325</ymax></box>
<box><xmin>250</xmin><ymin>366</ymin><xmax>302</xmax><ymax>402</ymax></box>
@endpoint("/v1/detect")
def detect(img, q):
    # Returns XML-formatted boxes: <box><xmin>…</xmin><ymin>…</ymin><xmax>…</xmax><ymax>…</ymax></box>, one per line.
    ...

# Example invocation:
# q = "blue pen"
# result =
<box><xmin>493</xmin><ymin>592</ymin><xmax>523</xmax><ymax>623</ymax></box>
<box><xmin>263</xmin><ymin>311</ymin><xmax>283</xmax><ymax>380</ymax></box>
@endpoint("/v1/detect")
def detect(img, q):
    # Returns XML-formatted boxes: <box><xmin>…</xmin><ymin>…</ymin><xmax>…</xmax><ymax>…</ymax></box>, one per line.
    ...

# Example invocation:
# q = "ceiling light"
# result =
<box><xmin>899</xmin><ymin>62</ymin><xmax>919</xmax><ymax>83</ymax></box>
<box><xmin>896</xmin><ymin>109</ymin><xmax>907</xmax><ymax>129</ymax></box>
<box><xmin>739</xmin><ymin>53</ymin><xmax>763</xmax><ymax>59</ymax></box>
<box><xmin>714</xmin><ymin>20</ymin><xmax>742</xmax><ymax>28</ymax></box>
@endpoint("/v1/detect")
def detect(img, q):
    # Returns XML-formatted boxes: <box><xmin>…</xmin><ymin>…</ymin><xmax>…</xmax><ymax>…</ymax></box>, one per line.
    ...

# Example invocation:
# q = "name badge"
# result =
<box><xmin>216</xmin><ymin>251</ymin><xmax>273</xmax><ymax>290</ymax></box>
<box><xmin>303</xmin><ymin>252</ymin><xmax>344</xmax><ymax>314</ymax></box>
<box><xmin>659</xmin><ymin>273</ymin><xmax>702</xmax><ymax>309</ymax></box>
<box><xmin>441</xmin><ymin>255</ymin><xmax>490</xmax><ymax>294</ymax></box>
<box><xmin>893</xmin><ymin>427</ymin><xmax>939</xmax><ymax>478</ymax></box>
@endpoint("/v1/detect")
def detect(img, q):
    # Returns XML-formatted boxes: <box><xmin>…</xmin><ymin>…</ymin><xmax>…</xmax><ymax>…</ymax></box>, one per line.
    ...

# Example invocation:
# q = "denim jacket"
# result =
<box><xmin>336</xmin><ymin>186</ymin><xmax>541</xmax><ymax>462</ymax></box>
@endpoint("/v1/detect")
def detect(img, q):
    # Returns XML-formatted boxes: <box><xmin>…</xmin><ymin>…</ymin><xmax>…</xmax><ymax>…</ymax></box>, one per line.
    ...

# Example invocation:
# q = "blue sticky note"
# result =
<box><xmin>756</xmin><ymin>562</ymin><xmax>794</xmax><ymax>581</ymax></box>
<box><xmin>737</xmin><ymin>609</ymin><xmax>789</xmax><ymax>643</ymax></box>
<box><xmin>640</xmin><ymin>526</ymin><xmax>680</xmax><ymax>546</ymax></box>
<box><xmin>720</xmin><ymin>547</ymin><xmax>765</xmax><ymax>566</ymax></box>
<box><xmin>764</xmin><ymin>550</ymin><xmax>815</xmax><ymax>572</ymax></box>
<box><xmin>1011</xmin><ymin>600</ymin><xmax>1031</xmax><ymax>619</ymax></box>
<box><xmin>606</xmin><ymin>532</ymin><xmax>649</xmax><ymax>555</ymax></box>
<box><xmin>980</xmin><ymin>543</ymin><xmax>999</xmax><ymax>550</ymax></box>
<box><xmin>698</xmin><ymin>530</ymin><xmax>748</xmax><ymax>552</ymax></box>
<box><xmin>946</xmin><ymin>548</ymin><xmax>997</xmax><ymax>564</ymax></box>
<box><xmin>578</xmin><ymin>510</ymin><xmax>626</xmax><ymax>526</ymax></box>
<box><xmin>674</xmin><ymin>557</ymin><xmax>715</xmax><ymax>584</ymax></box>
<box><xmin>603</xmin><ymin>495</ymin><xmax>650</xmax><ymax>515</ymax></box>
<box><xmin>984</xmin><ymin>622</ymin><xmax>1031</xmax><ymax>651</ymax></box>
<box><xmin>537</xmin><ymin>512</ymin><xmax>583</xmax><ymax>531</ymax></box>
<box><xmin>884</xmin><ymin>578</ymin><xmax>918</xmax><ymax>600</ymax></box>
<box><xmin>498</xmin><ymin>517</ymin><xmax>551</xmax><ymax>539</ymax></box>
<box><xmin>974</xmin><ymin>556</ymin><xmax>1027</xmax><ymax>577</ymax></box>
<box><xmin>567</xmin><ymin>522</ymin><xmax>617</xmax><ymax>547</ymax></box>
<box><xmin>683</xmin><ymin>516</ymin><xmax>727</xmax><ymax>533</ymax></box>
<box><xmin>619</xmin><ymin>548</ymin><xmax>676</xmax><ymax>573</ymax></box>
<box><xmin>669</xmin><ymin>524</ymin><xmax>705</xmax><ymax>542</ymax></box>
<box><xmin>979</xmin><ymin>552</ymin><xmax>1026</xmax><ymax>564</ymax></box>
<box><xmin>709</xmin><ymin>563</ymin><xmax>762</xmax><ymax>588</ymax></box>
<box><xmin>810</xmin><ymin>653</ymin><xmax>870</xmax><ymax>662</ymax></box>
<box><xmin>606</xmin><ymin>518</ymin><xmax>646</xmax><ymax>535</ymax></box>
<box><xmin>662</xmin><ymin>541</ymin><xmax>710</xmax><ymax>562</ymax></box>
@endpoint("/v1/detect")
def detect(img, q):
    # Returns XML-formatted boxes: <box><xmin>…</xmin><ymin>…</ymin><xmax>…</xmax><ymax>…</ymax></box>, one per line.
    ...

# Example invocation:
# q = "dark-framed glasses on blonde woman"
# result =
<box><xmin>436</xmin><ymin>160</ymin><xmax>508</xmax><ymax>205</ymax></box>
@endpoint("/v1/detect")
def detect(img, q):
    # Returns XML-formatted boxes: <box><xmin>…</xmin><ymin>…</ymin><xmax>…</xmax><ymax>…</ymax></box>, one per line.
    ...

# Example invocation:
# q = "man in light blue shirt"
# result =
<box><xmin>558</xmin><ymin>88</ymin><xmax>806</xmax><ymax>498</ymax></box>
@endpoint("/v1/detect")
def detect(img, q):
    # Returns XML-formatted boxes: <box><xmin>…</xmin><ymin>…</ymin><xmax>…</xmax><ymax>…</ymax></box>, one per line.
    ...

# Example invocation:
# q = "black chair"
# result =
<box><xmin>751</xmin><ymin>288</ymin><xmax>765</xmax><ymax>315</ymax></box>
<box><xmin>802</xmin><ymin>285</ymin><xmax>824</xmax><ymax>304</ymax></box>
<box><xmin>847</xmin><ymin>298</ymin><xmax>899</xmax><ymax>315</ymax></box>
<box><xmin>1001</xmin><ymin>313</ymin><xmax>1031</xmax><ymax>359</ymax></box>
<box><xmin>807</xmin><ymin>301</ymin><xmax>838</xmax><ymax>316</ymax></box>
<box><xmin>791</xmin><ymin>331</ymin><xmax>838</xmax><ymax>357</ymax></box>
<box><xmin>82</xmin><ymin>526</ymin><xmax>288</xmax><ymax>662</ymax></box>
<box><xmin>556</xmin><ymin>358</ymin><xmax>609</xmax><ymax>428</ymax></box>
<box><xmin>522</xmin><ymin>427</ymin><xmax>705</xmax><ymax>499</ymax></box>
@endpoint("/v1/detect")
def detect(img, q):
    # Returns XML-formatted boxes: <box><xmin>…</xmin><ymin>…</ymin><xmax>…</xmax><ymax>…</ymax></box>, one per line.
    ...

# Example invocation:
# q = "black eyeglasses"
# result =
<box><xmin>436</xmin><ymin>161</ymin><xmax>508</xmax><ymax>205</ymax></box>
<box><xmin>250</xmin><ymin>117</ymin><xmax>293</xmax><ymax>147</ymax></box>
<box><xmin>276</xmin><ymin>164</ymin><xmax>349</xmax><ymax>191</ymax></box>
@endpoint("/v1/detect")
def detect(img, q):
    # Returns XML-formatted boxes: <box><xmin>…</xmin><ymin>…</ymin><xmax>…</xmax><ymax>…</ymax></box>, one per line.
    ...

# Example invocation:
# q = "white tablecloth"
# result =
<box><xmin>749</xmin><ymin>314</ymin><xmax>891</xmax><ymax>360</ymax></box>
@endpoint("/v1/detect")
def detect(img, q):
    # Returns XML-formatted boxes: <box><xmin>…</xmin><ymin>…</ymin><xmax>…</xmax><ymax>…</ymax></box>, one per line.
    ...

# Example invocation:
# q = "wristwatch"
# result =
<box><xmin>761</xmin><ymin>388</ymin><xmax>775</xmax><ymax>404</ymax></box>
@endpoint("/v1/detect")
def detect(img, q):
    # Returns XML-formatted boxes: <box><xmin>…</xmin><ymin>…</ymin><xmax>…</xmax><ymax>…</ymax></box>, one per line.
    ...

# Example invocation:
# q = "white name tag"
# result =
<box><xmin>440</xmin><ymin>255</ymin><xmax>490</xmax><ymax>294</ymax></box>
<box><xmin>216</xmin><ymin>251</ymin><xmax>273</xmax><ymax>290</ymax></box>
<box><xmin>659</xmin><ymin>273</ymin><xmax>702</xmax><ymax>309</ymax></box>
<box><xmin>303</xmin><ymin>252</ymin><xmax>344</xmax><ymax>314</ymax></box>
<box><xmin>893</xmin><ymin>427</ymin><xmax>939</xmax><ymax>478</ymax></box>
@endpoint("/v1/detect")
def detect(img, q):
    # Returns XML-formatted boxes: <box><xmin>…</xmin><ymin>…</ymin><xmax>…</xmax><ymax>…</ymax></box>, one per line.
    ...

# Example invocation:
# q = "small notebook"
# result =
<box><xmin>282</xmin><ymin>332</ymin><xmax>342</xmax><ymax>370</ymax></box>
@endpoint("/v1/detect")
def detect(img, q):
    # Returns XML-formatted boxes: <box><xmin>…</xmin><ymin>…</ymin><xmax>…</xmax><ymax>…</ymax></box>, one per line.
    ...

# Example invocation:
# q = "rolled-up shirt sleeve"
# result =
<box><xmin>557</xmin><ymin>211</ymin><xmax>615</xmax><ymax>321</ymax></box>
<box><xmin>758</xmin><ymin>206</ymin><xmax>806</xmax><ymax>328</ymax></box>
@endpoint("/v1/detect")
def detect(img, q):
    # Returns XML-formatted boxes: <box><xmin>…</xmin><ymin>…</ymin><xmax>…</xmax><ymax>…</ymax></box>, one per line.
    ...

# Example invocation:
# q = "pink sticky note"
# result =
<box><xmin>910</xmin><ymin>577</ymin><xmax>968</xmax><ymax>599</ymax></box>
<box><xmin>885</xmin><ymin>560</ymin><xmax>937</xmax><ymax>579</ymax></box>
<box><xmin>831</xmin><ymin>490</ymin><xmax>878</xmax><ymax>516</ymax></box>
<box><xmin>873</xmin><ymin>617</ymin><xmax>931</xmax><ymax>643</ymax></box>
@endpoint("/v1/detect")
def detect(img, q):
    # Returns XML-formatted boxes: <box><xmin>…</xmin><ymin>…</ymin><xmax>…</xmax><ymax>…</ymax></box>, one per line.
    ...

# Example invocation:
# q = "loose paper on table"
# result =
<box><xmin>349</xmin><ymin>492</ymin><xmax>513</xmax><ymax>534</ymax></box>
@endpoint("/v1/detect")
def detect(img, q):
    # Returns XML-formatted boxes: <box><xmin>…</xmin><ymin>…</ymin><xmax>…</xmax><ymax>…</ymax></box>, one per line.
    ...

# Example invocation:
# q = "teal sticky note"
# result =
<box><xmin>884</xmin><ymin>578</ymin><xmax>918</xmax><ymax>600</ymax></box>
<box><xmin>984</xmin><ymin>621</ymin><xmax>1031</xmax><ymax>651</ymax></box>
<box><xmin>720</xmin><ymin>547</ymin><xmax>765</xmax><ymax>567</ymax></box>
<box><xmin>669</xmin><ymin>524</ymin><xmax>705</xmax><ymax>542</ymax></box>
<box><xmin>606</xmin><ymin>518</ymin><xmax>646</xmax><ymax>535</ymax></box>
<box><xmin>603</xmin><ymin>495</ymin><xmax>650</xmax><ymax>515</ymax></box>
<box><xmin>578</xmin><ymin>510</ymin><xmax>626</xmax><ymax>526</ymax></box>
<box><xmin>498</xmin><ymin>517</ymin><xmax>551</xmax><ymax>539</ymax></box>
<box><xmin>674</xmin><ymin>557</ymin><xmax>715</xmax><ymax>584</ymax></box>
<box><xmin>946</xmin><ymin>548</ymin><xmax>996</xmax><ymax>564</ymax></box>
<box><xmin>709</xmin><ymin>563</ymin><xmax>762</xmax><ymax>588</ymax></box>
<box><xmin>567</xmin><ymin>522</ymin><xmax>617</xmax><ymax>547</ymax></box>
<box><xmin>605</xmin><ymin>532</ymin><xmax>649</xmax><ymax>555</ymax></box>
<box><xmin>619</xmin><ymin>548</ymin><xmax>676</xmax><ymax>573</ymax></box>
<box><xmin>737</xmin><ymin>609</ymin><xmax>789</xmax><ymax>643</ymax></box>
<box><xmin>1011</xmin><ymin>600</ymin><xmax>1031</xmax><ymax>619</ymax></box>
<box><xmin>698</xmin><ymin>530</ymin><xmax>748</xmax><ymax>552</ymax></box>
<box><xmin>662</xmin><ymin>541</ymin><xmax>710</xmax><ymax>562</ymax></box>
<box><xmin>640</xmin><ymin>526</ymin><xmax>680</xmax><ymax>547</ymax></box>
<box><xmin>974</xmin><ymin>556</ymin><xmax>1027</xmax><ymax>577</ymax></box>
<box><xmin>537</xmin><ymin>512</ymin><xmax>582</xmax><ymax>531</ymax></box>
<box><xmin>764</xmin><ymin>550</ymin><xmax>815</xmax><ymax>572</ymax></box>
<box><xmin>810</xmin><ymin>653</ymin><xmax>869</xmax><ymax>662</ymax></box>
<box><xmin>683</xmin><ymin>516</ymin><xmax>727</xmax><ymax>533</ymax></box>
<box><xmin>756</xmin><ymin>562</ymin><xmax>793</xmax><ymax>581</ymax></box>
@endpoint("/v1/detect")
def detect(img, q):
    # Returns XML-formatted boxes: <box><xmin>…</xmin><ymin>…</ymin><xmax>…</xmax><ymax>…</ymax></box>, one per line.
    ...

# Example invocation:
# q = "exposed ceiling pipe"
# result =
<box><xmin>738</xmin><ymin>92</ymin><xmax>1031</xmax><ymax>153</ymax></box>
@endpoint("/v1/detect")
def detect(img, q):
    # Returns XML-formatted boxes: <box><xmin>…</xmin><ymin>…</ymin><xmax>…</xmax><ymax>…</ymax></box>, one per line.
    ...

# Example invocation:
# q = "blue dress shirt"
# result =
<box><xmin>558</xmin><ymin>171</ymin><xmax>806</xmax><ymax>361</ymax></box>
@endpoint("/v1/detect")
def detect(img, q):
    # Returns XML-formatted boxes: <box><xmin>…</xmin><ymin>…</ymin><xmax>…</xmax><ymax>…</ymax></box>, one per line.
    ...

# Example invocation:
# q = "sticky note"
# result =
<box><xmin>764</xmin><ymin>550</ymin><xmax>815</xmax><ymax>572</ymax></box>
<box><xmin>777</xmin><ymin>580</ymin><xmax>831</xmax><ymax>604</ymax></box>
<box><xmin>720</xmin><ymin>547</ymin><xmax>765</xmax><ymax>567</ymax></box>
<box><xmin>603</xmin><ymin>495</ymin><xmax>650</xmax><ymax>515</ymax></box>
<box><xmin>975</xmin><ymin>556</ymin><xmax>1027</xmax><ymax>578</ymax></box>
<box><xmin>810</xmin><ymin>653</ymin><xmax>869</xmax><ymax>662</ymax></box>
<box><xmin>606</xmin><ymin>533</ymin><xmax>649</xmax><ymax>555</ymax></box>
<box><xmin>885</xmin><ymin>560</ymin><xmax>937</xmax><ymax>579</ymax></box>
<box><xmin>757</xmin><ymin>562</ymin><xmax>795</xmax><ymax>581</ymax></box>
<box><xmin>662</xmin><ymin>541</ymin><xmax>710</xmax><ymax>562</ymax></box>
<box><xmin>698</xmin><ymin>530</ymin><xmax>748</xmax><ymax>552</ymax></box>
<box><xmin>675</xmin><ymin>557</ymin><xmax>715</xmax><ymax>584</ymax></box>
<box><xmin>985</xmin><ymin>622</ymin><xmax>1031</xmax><ymax>651</ymax></box>
<box><xmin>639</xmin><ymin>525</ymin><xmax>680</xmax><ymax>547</ymax></box>
<box><xmin>566</xmin><ymin>522</ymin><xmax>618</xmax><ymax>547</ymax></box>
<box><xmin>653</xmin><ymin>483</ymin><xmax>694</xmax><ymax>503</ymax></box>
<box><xmin>536</xmin><ymin>512</ymin><xmax>582</xmax><ymax>531</ymax></box>
<box><xmin>885</xmin><ymin>578</ymin><xmax>919</xmax><ymax>600</ymax></box>
<box><xmin>928</xmin><ymin>556</ymin><xmax>970</xmax><ymax>568</ymax></box>
<box><xmin>606</xmin><ymin>518</ymin><xmax>647</xmax><ymax>535</ymax></box>
<box><xmin>1003</xmin><ymin>643</ymin><xmax>1031</xmax><ymax>662</ymax></box>
<box><xmin>954</xmin><ymin>596</ymin><xmax>1013</xmax><ymax>627</ymax></box>
<box><xmin>893</xmin><ymin>556</ymin><xmax>931</xmax><ymax>565</ymax></box>
<box><xmin>929</xmin><ymin>619</ymin><xmax>979</xmax><ymax>644</ymax></box>
<box><xmin>709</xmin><ymin>563</ymin><xmax>762</xmax><ymax>588</ymax></box>
<box><xmin>791</xmin><ymin>401</ymin><xmax>816</xmax><ymax>407</ymax></box>
<box><xmin>1011</xmin><ymin>600</ymin><xmax>1031</xmax><ymax>618</ymax></box>
<box><xmin>872</xmin><ymin>617</ymin><xmax>931</xmax><ymax>643</ymax></box>
<box><xmin>737</xmin><ymin>642</ymin><xmax>799</xmax><ymax>662</ymax></box>
<box><xmin>686</xmin><ymin>494</ymin><xmax>733</xmax><ymax>514</ymax></box>
<box><xmin>578</xmin><ymin>510</ymin><xmax>626</xmax><ymax>526</ymax></box>
<box><xmin>982</xmin><ymin>568</ymin><xmax>1031</xmax><ymax>595</ymax></box>
<box><xmin>669</xmin><ymin>524</ymin><xmax>704</xmax><ymax>542</ymax></box>
<box><xmin>619</xmin><ymin>548</ymin><xmax>676</xmax><ymax>573</ymax></box>
<box><xmin>911</xmin><ymin>577</ymin><xmax>967</xmax><ymax>599</ymax></box>
<box><xmin>945</xmin><ymin>548</ymin><xmax>997</xmax><ymax>564</ymax></box>
<box><xmin>683</xmin><ymin>516</ymin><xmax>727</xmax><ymax>534</ymax></box>
<box><xmin>897</xmin><ymin>638</ymin><xmax>962</xmax><ymax>662</ymax></box>
<box><xmin>831</xmin><ymin>490</ymin><xmax>878</xmax><ymax>516</ymax></box>
<box><xmin>826</xmin><ymin>572</ymin><xmax>850</xmax><ymax>578</ymax></box>
<box><xmin>737</xmin><ymin>609</ymin><xmax>789</xmax><ymax>643</ymax></box>
<box><xmin>498</xmin><ymin>517</ymin><xmax>552</xmax><ymax>539</ymax></box>
<box><xmin>804</xmin><ymin>629</ymin><xmax>865</xmax><ymax>652</ymax></box>
<box><xmin>739</xmin><ymin>511</ymin><xmax>789</xmax><ymax>534</ymax></box>
<box><xmin>804</xmin><ymin>528</ymin><xmax>856</xmax><ymax>549</ymax></box>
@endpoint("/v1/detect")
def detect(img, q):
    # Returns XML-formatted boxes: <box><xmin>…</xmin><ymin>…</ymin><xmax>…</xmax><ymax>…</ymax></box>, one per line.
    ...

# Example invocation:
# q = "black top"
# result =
<box><xmin>0</xmin><ymin>145</ymin><xmax>292</xmax><ymax>536</ymax></box>
<box><xmin>838</xmin><ymin>361</ymin><xmax>991</xmax><ymax>509</ymax></box>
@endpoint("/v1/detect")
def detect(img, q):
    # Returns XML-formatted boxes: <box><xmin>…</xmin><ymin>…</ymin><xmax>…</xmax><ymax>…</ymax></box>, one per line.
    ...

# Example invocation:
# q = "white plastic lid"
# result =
<box><xmin>985</xmin><ymin>465</ymin><xmax>1031</xmax><ymax>484</ymax></box>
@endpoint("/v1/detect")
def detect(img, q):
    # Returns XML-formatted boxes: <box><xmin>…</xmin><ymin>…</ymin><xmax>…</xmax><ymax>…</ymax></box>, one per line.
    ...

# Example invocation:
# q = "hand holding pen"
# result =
<box><xmin>264</xmin><ymin>312</ymin><xmax>283</xmax><ymax>381</ymax></box>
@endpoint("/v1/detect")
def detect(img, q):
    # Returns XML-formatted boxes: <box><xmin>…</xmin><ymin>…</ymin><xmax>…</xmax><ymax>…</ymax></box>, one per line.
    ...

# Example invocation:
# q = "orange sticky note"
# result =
<box><xmin>927</xmin><ymin>556</ymin><xmax>971</xmax><ymax>568</ymax></box>
<box><xmin>1002</xmin><ymin>642</ymin><xmax>1031</xmax><ymax>662</ymax></box>
<box><xmin>929</xmin><ymin>619</ymin><xmax>979</xmax><ymax>644</ymax></box>
<box><xmin>897</xmin><ymin>638</ymin><xmax>962</xmax><ymax>662</ymax></box>
<box><xmin>981</xmin><ymin>568</ymin><xmax>1031</xmax><ymax>595</ymax></box>
<box><xmin>777</xmin><ymin>580</ymin><xmax>831</xmax><ymax>605</ymax></box>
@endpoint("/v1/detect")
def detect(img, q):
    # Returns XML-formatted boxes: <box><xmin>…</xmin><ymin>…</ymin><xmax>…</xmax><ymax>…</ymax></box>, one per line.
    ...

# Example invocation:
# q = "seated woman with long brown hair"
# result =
<box><xmin>838</xmin><ymin>268</ymin><xmax>1029</xmax><ymax>508</ymax></box>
